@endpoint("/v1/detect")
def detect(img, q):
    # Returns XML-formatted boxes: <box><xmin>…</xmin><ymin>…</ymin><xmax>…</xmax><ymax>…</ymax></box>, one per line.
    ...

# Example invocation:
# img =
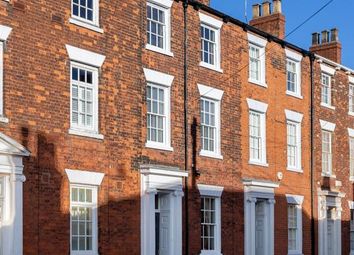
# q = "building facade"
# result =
<box><xmin>0</xmin><ymin>0</ymin><xmax>352</xmax><ymax>254</ymax></box>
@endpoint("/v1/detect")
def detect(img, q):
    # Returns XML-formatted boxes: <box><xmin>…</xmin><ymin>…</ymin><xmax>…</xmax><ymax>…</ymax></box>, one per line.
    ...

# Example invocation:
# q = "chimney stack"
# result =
<box><xmin>249</xmin><ymin>0</ymin><xmax>285</xmax><ymax>39</ymax></box>
<box><xmin>198</xmin><ymin>0</ymin><xmax>210</xmax><ymax>6</ymax></box>
<box><xmin>310</xmin><ymin>28</ymin><xmax>342</xmax><ymax>64</ymax></box>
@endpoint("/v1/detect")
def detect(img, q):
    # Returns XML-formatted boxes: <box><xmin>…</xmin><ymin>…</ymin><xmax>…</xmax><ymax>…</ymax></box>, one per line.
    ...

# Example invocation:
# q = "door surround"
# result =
<box><xmin>140</xmin><ymin>164</ymin><xmax>188</xmax><ymax>255</ymax></box>
<box><xmin>243</xmin><ymin>178</ymin><xmax>279</xmax><ymax>255</ymax></box>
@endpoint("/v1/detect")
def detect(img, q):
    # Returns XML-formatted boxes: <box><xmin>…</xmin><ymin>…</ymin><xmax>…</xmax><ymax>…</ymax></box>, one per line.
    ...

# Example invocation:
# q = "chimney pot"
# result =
<box><xmin>262</xmin><ymin>1</ymin><xmax>271</xmax><ymax>16</ymax></box>
<box><xmin>273</xmin><ymin>0</ymin><xmax>282</xmax><ymax>14</ymax></box>
<box><xmin>321</xmin><ymin>30</ymin><xmax>330</xmax><ymax>44</ymax></box>
<box><xmin>252</xmin><ymin>4</ymin><xmax>261</xmax><ymax>19</ymax></box>
<box><xmin>312</xmin><ymin>32</ymin><xmax>320</xmax><ymax>45</ymax></box>
<box><xmin>331</xmin><ymin>28</ymin><xmax>339</xmax><ymax>42</ymax></box>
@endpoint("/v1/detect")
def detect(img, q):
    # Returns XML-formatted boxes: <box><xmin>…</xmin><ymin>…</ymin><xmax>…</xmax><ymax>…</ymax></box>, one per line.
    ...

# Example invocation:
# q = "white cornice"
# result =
<box><xmin>286</xmin><ymin>194</ymin><xmax>304</xmax><ymax>205</ymax></box>
<box><xmin>0</xmin><ymin>25</ymin><xmax>12</xmax><ymax>41</ymax></box>
<box><xmin>285</xmin><ymin>49</ymin><xmax>302</xmax><ymax>62</ymax></box>
<box><xmin>285</xmin><ymin>109</ymin><xmax>303</xmax><ymax>123</ymax></box>
<box><xmin>247</xmin><ymin>32</ymin><xmax>267</xmax><ymax>47</ymax></box>
<box><xmin>247</xmin><ymin>98</ymin><xmax>268</xmax><ymax>113</ymax></box>
<box><xmin>199</xmin><ymin>12</ymin><xmax>223</xmax><ymax>29</ymax></box>
<box><xmin>65</xmin><ymin>169</ymin><xmax>105</xmax><ymax>186</ymax></box>
<box><xmin>320</xmin><ymin>120</ymin><xmax>336</xmax><ymax>132</ymax></box>
<box><xmin>197</xmin><ymin>184</ymin><xmax>224</xmax><ymax>197</ymax></box>
<box><xmin>197</xmin><ymin>84</ymin><xmax>224</xmax><ymax>101</ymax></box>
<box><xmin>66</xmin><ymin>45</ymin><xmax>106</xmax><ymax>67</ymax></box>
<box><xmin>320</xmin><ymin>63</ymin><xmax>336</xmax><ymax>76</ymax></box>
<box><xmin>143</xmin><ymin>68</ymin><xmax>174</xmax><ymax>87</ymax></box>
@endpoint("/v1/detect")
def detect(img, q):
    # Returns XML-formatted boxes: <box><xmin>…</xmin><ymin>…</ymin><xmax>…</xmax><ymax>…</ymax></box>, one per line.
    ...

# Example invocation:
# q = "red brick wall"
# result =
<box><xmin>0</xmin><ymin>0</ymin><xmax>350</xmax><ymax>254</ymax></box>
<box><xmin>238</xmin><ymin>32</ymin><xmax>313</xmax><ymax>254</ymax></box>
<box><xmin>313</xmin><ymin>61</ymin><xmax>354</xmax><ymax>254</ymax></box>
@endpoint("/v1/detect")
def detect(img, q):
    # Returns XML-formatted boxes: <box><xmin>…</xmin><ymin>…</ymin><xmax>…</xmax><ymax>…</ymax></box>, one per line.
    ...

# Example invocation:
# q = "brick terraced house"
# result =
<box><xmin>0</xmin><ymin>0</ymin><xmax>352</xmax><ymax>254</ymax></box>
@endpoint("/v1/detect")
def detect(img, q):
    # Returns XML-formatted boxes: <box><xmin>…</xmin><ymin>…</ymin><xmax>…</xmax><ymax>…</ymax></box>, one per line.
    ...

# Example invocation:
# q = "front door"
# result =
<box><xmin>155</xmin><ymin>193</ymin><xmax>171</xmax><ymax>255</ymax></box>
<box><xmin>255</xmin><ymin>200</ymin><xmax>266</xmax><ymax>255</ymax></box>
<box><xmin>327</xmin><ymin>209</ymin><xmax>335</xmax><ymax>255</ymax></box>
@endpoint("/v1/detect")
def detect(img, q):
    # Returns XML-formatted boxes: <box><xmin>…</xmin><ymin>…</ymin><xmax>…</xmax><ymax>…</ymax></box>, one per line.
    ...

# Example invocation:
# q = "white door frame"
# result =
<box><xmin>318</xmin><ymin>189</ymin><xmax>345</xmax><ymax>255</ymax></box>
<box><xmin>140</xmin><ymin>164</ymin><xmax>188</xmax><ymax>255</ymax></box>
<box><xmin>243</xmin><ymin>179</ymin><xmax>279</xmax><ymax>255</ymax></box>
<box><xmin>0</xmin><ymin>132</ymin><xmax>30</xmax><ymax>255</ymax></box>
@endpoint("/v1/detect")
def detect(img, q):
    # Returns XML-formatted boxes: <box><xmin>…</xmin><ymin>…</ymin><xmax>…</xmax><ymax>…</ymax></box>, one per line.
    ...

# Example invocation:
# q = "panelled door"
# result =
<box><xmin>255</xmin><ymin>200</ymin><xmax>266</xmax><ymax>255</ymax></box>
<box><xmin>327</xmin><ymin>209</ymin><xmax>335</xmax><ymax>255</ymax></box>
<box><xmin>155</xmin><ymin>193</ymin><xmax>171</xmax><ymax>255</ymax></box>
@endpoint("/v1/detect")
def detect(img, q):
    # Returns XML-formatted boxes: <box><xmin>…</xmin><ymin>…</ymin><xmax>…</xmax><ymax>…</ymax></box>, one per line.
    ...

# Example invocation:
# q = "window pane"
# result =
<box><xmin>201</xmin><ymin>25</ymin><xmax>217</xmax><ymax>65</ymax></box>
<box><xmin>71</xmin><ymin>186</ymin><xmax>95</xmax><ymax>252</ymax></box>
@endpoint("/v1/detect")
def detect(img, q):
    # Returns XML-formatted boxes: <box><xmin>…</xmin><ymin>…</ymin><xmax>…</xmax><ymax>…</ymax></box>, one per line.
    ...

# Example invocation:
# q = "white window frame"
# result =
<box><xmin>70</xmin><ymin>63</ymin><xmax>100</xmax><ymax>136</ymax></box>
<box><xmin>349</xmin><ymin>78</ymin><xmax>354</xmax><ymax>116</ymax></box>
<box><xmin>198</xmin><ymin>84</ymin><xmax>223</xmax><ymax>159</ymax></box>
<box><xmin>320</xmin><ymin>64</ymin><xmax>335</xmax><ymax>110</ymax></box>
<box><xmin>199</xmin><ymin>12</ymin><xmax>223</xmax><ymax>73</ymax></box>
<box><xmin>0</xmin><ymin>25</ymin><xmax>12</xmax><ymax>123</ymax></box>
<box><xmin>285</xmin><ymin>49</ymin><xmax>302</xmax><ymax>99</ymax></box>
<box><xmin>248</xmin><ymin>33</ymin><xmax>267</xmax><ymax>87</ymax></box>
<box><xmin>66</xmin><ymin>45</ymin><xmax>105</xmax><ymax>140</ymax></box>
<box><xmin>320</xmin><ymin>120</ymin><xmax>336</xmax><ymax>177</ymax></box>
<box><xmin>144</xmin><ymin>68</ymin><xmax>174</xmax><ymax>151</ymax></box>
<box><xmin>65</xmin><ymin>169</ymin><xmax>104</xmax><ymax>255</ymax></box>
<box><xmin>70</xmin><ymin>184</ymin><xmax>98</xmax><ymax>255</ymax></box>
<box><xmin>198</xmin><ymin>184</ymin><xmax>223</xmax><ymax>255</ymax></box>
<box><xmin>146</xmin><ymin>0</ymin><xmax>173</xmax><ymax>56</ymax></box>
<box><xmin>285</xmin><ymin>110</ymin><xmax>303</xmax><ymax>172</ymax></box>
<box><xmin>286</xmin><ymin>194</ymin><xmax>304</xmax><ymax>255</ymax></box>
<box><xmin>69</xmin><ymin>0</ymin><xmax>103</xmax><ymax>33</ymax></box>
<box><xmin>349</xmin><ymin>128</ymin><xmax>354</xmax><ymax>181</ymax></box>
<box><xmin>247</xmin><ymin>98</ymin><xmax>268</xmax><ymax>167</ymax></box>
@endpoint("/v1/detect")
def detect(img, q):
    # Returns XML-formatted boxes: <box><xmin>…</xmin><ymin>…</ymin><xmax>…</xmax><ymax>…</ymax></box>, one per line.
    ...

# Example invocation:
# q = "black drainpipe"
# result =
<box><xmin>310</xmin><ymin>53</ymin><xmax>315</xmax><ymax>255</ymax></box>
<box><xmin>183</xmin><ymin>1</ymin><xmax>189</xmax><ymax>254</ymax></box>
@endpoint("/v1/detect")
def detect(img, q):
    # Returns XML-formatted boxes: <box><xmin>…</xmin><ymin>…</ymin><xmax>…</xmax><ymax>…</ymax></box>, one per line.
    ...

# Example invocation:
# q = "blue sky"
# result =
<box><xmin>210</xmin><ymin>0</ymin><xmax>354</xmax><ymax>68</ymax></box>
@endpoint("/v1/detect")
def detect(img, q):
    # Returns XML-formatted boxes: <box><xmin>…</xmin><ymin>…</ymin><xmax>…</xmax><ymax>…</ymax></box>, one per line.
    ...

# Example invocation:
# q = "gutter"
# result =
<box><xmin>315</xmin><ymin>54</ymin><xmax>354</xmax><ymax>74</ymax></box>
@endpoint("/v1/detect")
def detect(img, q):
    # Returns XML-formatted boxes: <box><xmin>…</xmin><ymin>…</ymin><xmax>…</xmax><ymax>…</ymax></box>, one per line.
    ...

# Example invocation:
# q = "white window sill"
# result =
<box><xmin>321</xmin><ymin>172</ymin><xmax>336</xmax><ymax>178</ymax></box>
<box><xmin>320</xmin><ymin>102</ymin><xmax>335</xmax><ymax>110</ymax></box>
<box><xmin>248</xmin><ymin>160</ymin><xmax>269</xmax><ymax>167</ymax></box>
<box><xmin>349</xmin><ymin>111</ymin><xmax>354</xmax><ymax>117</ymax></box>
<box><xmin>199</xmin><ymin>61</ymin><xmax>223</xmax><ymax>73</ymax></box>
<box><xmin>287</xmin><ymin>167</ymin><xmax>303</xmax><ymax>173</ymax></box>
<box><xmin>200</xmin><ymin>251</ymin><xmax>223</xmax><ymax>255</ymax></box>
<box><xmin>71</xmin><ymin>251</ymin><xmax>99</xmax><ymax>255</ymax></box>
<box><xmin>145</xmin><ymin>44</ymin><xmax>174</xmax><ymax>57</ymax></box>
<box><xmin>349</xmin><ymin>176</ymin><xmax>354</xmax><ymax>182</ymax></box>
<box><xmin>69</xmin><ymin>128</ymin><xmax>104</xmax><ymax>140</ymax></box>
<box><xmin>286</xmin><ymin>91</ymin><xmax>303</xmax><ymax>99</ymax></box>
<box><xmin>0</xmin><ymin>116</ymin><xmax>9</xmax><ymax>123</ymax></box>
<box><xmin>145</xmin><ymin>141</ymin><xmax>173</xmax><ymax>152</ymax></box>
<box><xmin>200</xmin><ymin>150</ymin><xmax>223</xmax><ymax>160</ymax></box>
<box><xmin>288</xmin><ymin>252</ymin><xmax>303</xmax><ymax>255</ymax></box>
<box><xmin>248</xmin><ymin>78</ymin><xmax>267</xmax><ymax>88</ymax></box>
<box><xmin>69</xmin><ymin>18</ymin><xmax>103</xmax><ymax>33</ymax></box>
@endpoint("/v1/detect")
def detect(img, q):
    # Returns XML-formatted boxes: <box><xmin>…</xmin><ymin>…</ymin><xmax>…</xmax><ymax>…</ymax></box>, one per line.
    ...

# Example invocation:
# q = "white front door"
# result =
<box><xmin>255</xmin><ymin>200</ymin><xmax>266</xmax><ymax>255</ymax></box>
<box><xmin>155</xmin><ymin>193</ymin><xmax>171</xmax><ymax>255</ymax></box>
<box><xmin>327</xmin><ymin>209</ymin><xmax>335</xmax><ymax>255</ymax></box>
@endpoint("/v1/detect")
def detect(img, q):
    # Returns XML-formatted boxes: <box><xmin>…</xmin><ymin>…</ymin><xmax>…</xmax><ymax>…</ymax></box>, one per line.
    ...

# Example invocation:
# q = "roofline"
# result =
<box><xmin>315</xmin><ymin>54</ymin><xmax>354</xmax><ymax>75</ymax></box>
<box><xmin>182</xmin><ymin>0</ymin><xmax>312</xmax><ymax>57</ymax></box>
